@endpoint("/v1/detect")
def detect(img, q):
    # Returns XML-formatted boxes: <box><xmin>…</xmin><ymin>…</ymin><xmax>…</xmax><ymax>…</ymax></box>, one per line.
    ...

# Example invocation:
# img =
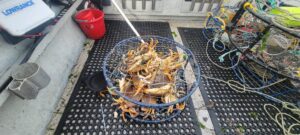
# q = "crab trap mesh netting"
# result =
<box><xmin>203</xmin><ymin>16</ymin><xmax>300</xmax><ymax>105</ymax></box>
<box><xmin>202</xmin><ymin>0</ymin><xmax>300</xmax><ymax>89</ymax></box>
<box><xmin>102</xmin><ymin>36</ymin><xmax>201</xmax><ymax>123</ymax></box>
<box><xmin>200</xmin><ymin>1</ymin><xmax>300</xmax><ymax>133</ymax></box>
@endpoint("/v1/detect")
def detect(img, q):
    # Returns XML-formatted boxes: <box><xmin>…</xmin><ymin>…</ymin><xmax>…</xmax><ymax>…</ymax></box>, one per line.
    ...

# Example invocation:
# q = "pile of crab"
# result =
<box><xmin>106</xmin><ymin>38</ymin><xmax>191</xmax><ymax>122</ymax></box>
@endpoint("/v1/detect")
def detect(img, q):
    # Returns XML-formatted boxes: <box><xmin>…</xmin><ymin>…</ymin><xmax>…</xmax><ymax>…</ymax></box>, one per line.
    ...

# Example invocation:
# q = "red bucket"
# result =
<box><xmin>75</xmin><ymin>9</ymin><xmax>106</xmax><ymax>39</ymax></box>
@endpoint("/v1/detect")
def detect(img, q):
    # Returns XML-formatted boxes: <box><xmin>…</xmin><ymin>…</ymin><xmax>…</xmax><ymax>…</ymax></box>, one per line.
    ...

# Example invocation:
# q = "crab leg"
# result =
<box><xmin>143</xmin><ymin>84</ymin><xmax>172</xmax><ymax>96</ymax></box>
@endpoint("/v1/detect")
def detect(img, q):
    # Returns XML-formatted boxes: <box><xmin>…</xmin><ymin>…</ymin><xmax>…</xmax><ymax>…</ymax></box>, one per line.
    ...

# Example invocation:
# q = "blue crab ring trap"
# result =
<box><xmin>103</xmin><ymin>35</ymin><xmax>201</xmax><ymax>123</ymax></box>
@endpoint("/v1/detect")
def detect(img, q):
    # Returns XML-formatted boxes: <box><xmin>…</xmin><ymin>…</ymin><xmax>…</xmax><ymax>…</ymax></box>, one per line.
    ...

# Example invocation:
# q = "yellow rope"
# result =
<box><xmin>215</xmin><ymin>17</ymin><xmax>226</xmax><ymax>30</ymax></box>
<box><xmin>203</xmin><ymin>12</ymin><xmax>213</xmax><ymax>29</ymax></box>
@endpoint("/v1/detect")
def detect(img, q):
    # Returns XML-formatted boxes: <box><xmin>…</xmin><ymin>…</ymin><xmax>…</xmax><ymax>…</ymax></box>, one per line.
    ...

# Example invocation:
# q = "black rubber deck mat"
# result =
<box><xmin>178</xmin><ymin>28</ymin><xmax>300</xmax><ymax>135</ymax></box>
<box><xmin>55</xmin><ymin>20</ymin><xmax>201</xmax><ymax>135</ymax></box>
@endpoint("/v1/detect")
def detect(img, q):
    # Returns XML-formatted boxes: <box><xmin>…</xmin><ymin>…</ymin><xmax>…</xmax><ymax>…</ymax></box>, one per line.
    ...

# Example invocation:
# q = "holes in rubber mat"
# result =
<box><xmin>55</xmin><ymin>21</ymin><xmax>201</xmax><ymax>135</ymax></box>
<box><xmin>178</xmin><ymin>28</ymin><xmax>294</xmax><ymax>134</ymax></box>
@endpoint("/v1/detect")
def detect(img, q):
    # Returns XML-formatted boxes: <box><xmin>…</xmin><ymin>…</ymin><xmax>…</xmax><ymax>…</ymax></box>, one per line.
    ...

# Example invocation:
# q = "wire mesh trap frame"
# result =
<box><xmin>103</xmin><ymin>35</ymin><xmax>201</xmax><ymax>123</ymax></box>
<box><xmin>178</xmin><ymin>27</ymin><xmax>300</xmax><ymax>134</ymax></box>
<box><xmin>203</xmin><ymin>26</ymin><xmax>300</xmax><ymax>107</ymax></box>
<box><xmin>202</xmin><ymin>2</ymin><xmax>300</xmax><ymax>131</ymax></box>
<box><xmin>225</xmin><ymin>1</ymin><xmax>300</xmax><ymax>82</ymax></box>
<box><xmin>202</xmin><ymin>0</ymin><xmax>300</xmax><ymax>99</ymax></box>
<box><xmin>202</xmin><ymin>1</ymin><xmax>300</xmax><ymax>105</ymax></box>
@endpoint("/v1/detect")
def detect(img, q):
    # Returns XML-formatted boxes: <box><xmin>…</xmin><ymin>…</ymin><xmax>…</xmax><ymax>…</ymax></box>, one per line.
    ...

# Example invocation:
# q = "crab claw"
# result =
<box><xmin>176</xmin><ymin>103</ymin><xmax>185</xmax><ymax>111</ymax></box>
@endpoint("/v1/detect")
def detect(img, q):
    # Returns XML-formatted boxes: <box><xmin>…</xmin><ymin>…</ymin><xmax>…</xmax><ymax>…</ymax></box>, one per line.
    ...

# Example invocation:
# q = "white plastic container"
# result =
<box><xmin>0</xmin><ymin>0</ymin><xmax>55</xmax><ymax>36</ymax></box>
